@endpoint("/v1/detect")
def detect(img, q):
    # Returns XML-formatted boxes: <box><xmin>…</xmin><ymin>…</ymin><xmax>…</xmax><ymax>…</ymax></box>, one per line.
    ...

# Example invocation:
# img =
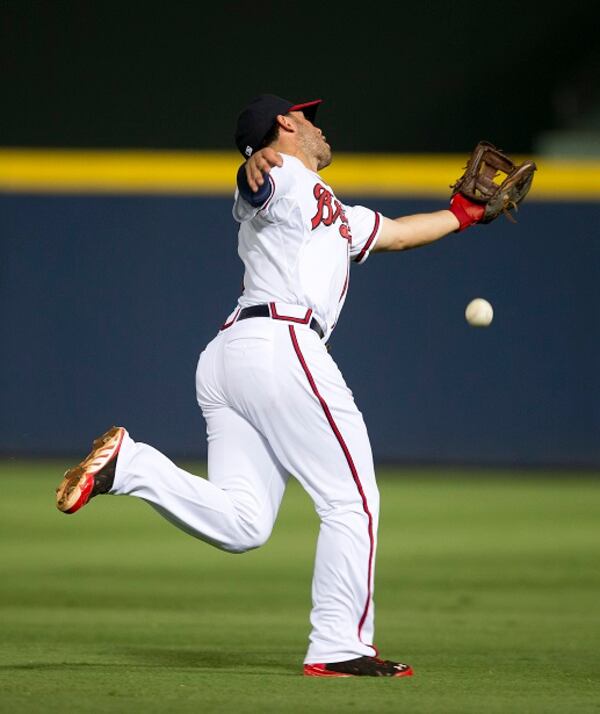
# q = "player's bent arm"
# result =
<box><xmin>373</xmin><ymin>211</ymin><xmax>460</xmax><ymax>252</ymax></box>
<box><xmin>243</xmin><ymin>148</ymin><xmax>283</xmax><ymax>192</ymax></box>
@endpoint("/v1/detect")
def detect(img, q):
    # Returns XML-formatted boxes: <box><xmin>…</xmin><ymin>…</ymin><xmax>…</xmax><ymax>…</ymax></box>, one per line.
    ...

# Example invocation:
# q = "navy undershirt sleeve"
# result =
<box><xmin>236</xmin><ymin>164</ymin><xmax>272</xmax><ymax>208</ymax></box>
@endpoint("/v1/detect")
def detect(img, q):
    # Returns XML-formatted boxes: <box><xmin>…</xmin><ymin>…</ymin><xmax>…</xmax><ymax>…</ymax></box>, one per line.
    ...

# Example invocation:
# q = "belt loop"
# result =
<box><xmin>228</xmin><ymin>304</ymin><xmax>325</xmax><ymax>340</ymax></box>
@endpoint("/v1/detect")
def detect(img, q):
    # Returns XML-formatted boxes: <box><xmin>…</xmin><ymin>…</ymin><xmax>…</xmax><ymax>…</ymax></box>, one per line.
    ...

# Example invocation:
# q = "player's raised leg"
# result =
<box><xmin>56</xmin><ymin>411</ymin><xmax>288</xmax><ymax>555</ymax></box>
<box><xmin>109</xmin><ymin>408</ymin><xmax>288</xmax><ymax>552</ymax></box>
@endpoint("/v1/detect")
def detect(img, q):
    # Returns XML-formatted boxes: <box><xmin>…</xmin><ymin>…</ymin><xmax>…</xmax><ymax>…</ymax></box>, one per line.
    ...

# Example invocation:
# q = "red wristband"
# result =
<box><xmin>449</xmin><ymin>193</ymin><xmax>485</xmax><ymax>232</ymax></box>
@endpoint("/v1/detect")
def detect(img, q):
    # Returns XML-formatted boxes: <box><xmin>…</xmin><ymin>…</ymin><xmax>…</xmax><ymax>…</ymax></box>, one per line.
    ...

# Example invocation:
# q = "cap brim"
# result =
<box><xmin>289</xmin><ymin>99</ymin><xmax>322</xmax><ymax>123</ymax></box>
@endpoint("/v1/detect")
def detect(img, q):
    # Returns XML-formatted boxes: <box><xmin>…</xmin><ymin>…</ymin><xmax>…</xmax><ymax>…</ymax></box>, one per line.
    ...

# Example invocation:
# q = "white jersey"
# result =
<box><xmin>232</xmin><ymin>154</ymin><xmax>382</xmax><ymax>340</ymax></box>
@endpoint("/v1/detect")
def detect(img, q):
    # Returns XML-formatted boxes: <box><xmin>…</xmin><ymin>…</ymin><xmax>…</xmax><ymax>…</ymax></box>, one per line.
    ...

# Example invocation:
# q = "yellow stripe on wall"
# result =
<box><xmin>0</xmin><ymin>150</ymin><xmax>241</xmax><ymax>195</ymax></box>
<box><xmin>1</xmin><ymin>148</ymin><xmax>600</xmax><ymax>199</ymax></box>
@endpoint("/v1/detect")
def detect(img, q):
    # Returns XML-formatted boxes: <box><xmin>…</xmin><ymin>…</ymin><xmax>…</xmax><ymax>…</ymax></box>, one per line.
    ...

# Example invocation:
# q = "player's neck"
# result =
<box><xmin>272</xmin><ymin>141</ymin><xmax>319</xmax><ymax>174</ymax></box>
<box><xmin>296</xmin><ymin>151</ymin><xmax>320</xmax><ymax>173</ymax></box>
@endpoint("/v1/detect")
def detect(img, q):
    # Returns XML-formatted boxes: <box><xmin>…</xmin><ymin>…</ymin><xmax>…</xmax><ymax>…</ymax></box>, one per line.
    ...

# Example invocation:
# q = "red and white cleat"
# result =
<box><xmin>304</xmin><ymin>656</ymin><xmax>413</xmax><ymax>678</ymax></box>
<box><xmin>56</xmin><ymin>426</ymin><xmax>126</xmax><ymax>514</ymax></box>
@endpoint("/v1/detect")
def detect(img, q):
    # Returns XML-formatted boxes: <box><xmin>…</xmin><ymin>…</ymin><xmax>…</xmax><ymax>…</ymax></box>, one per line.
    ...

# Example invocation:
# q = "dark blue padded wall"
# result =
<box><xmin>1</xmin><ymin>194</ymin><xmax>599</xmax><ymax>466</ymax></box>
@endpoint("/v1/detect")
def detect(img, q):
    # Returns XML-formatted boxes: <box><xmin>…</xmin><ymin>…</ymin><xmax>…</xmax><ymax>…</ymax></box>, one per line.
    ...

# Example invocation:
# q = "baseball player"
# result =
<box><xmin>56</xmin><ymin>94</ymin><xmax>531</xmax><ymax>677</ymax></box>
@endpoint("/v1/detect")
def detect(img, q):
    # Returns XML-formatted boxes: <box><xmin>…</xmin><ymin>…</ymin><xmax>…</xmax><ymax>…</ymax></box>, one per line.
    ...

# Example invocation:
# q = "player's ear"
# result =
<box><xmin>276</xmin><ymin>114</ymin><xmax>296</xmax><ymax>133</ymax></box>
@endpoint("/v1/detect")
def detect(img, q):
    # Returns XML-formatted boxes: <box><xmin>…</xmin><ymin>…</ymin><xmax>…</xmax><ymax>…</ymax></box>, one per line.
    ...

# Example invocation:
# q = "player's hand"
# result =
<box><xmin>245</xmin><ymin>148</ymin><xmax>283</xmax><ymax>192</ymax></box>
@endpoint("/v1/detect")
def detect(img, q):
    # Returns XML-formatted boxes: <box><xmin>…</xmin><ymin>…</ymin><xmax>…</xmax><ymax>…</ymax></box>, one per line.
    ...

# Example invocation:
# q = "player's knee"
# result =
<box><xmin>241</xmin><ymin>520</ymin><xmax>273</xmax><ymax>550</ymax></box>
<box><xmin>223</xmin><ymin>521</ymin><xmax>273</xmax><ymax>554</ymax></box>
<box><xmin>319</xmin><ymin>486</ymin><xmax>380</xmax><ymax>524</ymax></box>
<box><xmin>367</xmin><ymin>485</ymin><xmax>380</xmax><ymax>513</ymax></box>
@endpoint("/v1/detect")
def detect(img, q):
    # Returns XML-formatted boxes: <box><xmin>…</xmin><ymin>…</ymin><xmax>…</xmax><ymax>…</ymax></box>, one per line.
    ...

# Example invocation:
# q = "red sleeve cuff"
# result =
<box><xmin>449</xmin><ymin>193</ymin><xmax>485</xmax><ymax>232</ymax></box>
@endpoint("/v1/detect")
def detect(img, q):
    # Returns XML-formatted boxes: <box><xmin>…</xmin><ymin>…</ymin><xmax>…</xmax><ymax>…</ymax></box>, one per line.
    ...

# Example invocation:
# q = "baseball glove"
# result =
<box><xmin>451</xmin><ymin>141</ymin><xmax>537</xmax><ymax>223</ymax></box>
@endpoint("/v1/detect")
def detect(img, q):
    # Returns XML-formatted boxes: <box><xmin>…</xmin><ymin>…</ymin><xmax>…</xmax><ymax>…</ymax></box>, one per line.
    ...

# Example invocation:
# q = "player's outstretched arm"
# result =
<box><xmin>374</xmin><ymin>188</ymin><xmax>487</xmax><ymax>252</ymax></box>
<box><xmin>375</xmin><ymin>141</ymin><xmax>536</xmax><ymax>253</ymax></box>
<box><xmin>374</xmin><ymin>211</ymin><xmax>462</xmax><ymax>253</ymax></box>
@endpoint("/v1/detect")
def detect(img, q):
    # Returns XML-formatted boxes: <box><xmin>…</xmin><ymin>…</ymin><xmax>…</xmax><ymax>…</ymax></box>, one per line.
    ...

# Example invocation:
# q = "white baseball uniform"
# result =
<box><xmin>110</xmin><ymin>154</ymin><xmax>384</xmax><ymax>663</ymax></box>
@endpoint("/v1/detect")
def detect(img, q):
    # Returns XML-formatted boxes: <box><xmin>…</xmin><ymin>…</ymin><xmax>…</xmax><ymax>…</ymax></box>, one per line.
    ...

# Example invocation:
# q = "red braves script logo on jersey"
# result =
<box><xmin>311</xmin><ymin>183</ymin><xmax>352</xmax><ymax>241</ymax></box>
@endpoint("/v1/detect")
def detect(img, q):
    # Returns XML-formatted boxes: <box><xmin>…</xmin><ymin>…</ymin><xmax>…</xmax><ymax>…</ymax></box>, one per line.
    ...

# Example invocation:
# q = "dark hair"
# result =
<box><xmin>261</xmin><ymin>121</ymin><xmax>281</xmax><ymax>148</ymax></box>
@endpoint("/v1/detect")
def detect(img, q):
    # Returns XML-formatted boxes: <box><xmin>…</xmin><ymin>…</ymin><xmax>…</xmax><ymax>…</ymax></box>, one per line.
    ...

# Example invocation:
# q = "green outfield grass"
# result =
<box><xmin>0</xmin><ymin>461</ymin><xmax>599</xmax><ymax>713</ymax></box>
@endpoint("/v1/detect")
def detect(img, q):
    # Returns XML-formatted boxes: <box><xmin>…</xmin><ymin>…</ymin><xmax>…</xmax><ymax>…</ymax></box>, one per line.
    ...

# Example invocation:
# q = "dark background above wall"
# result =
<box><xmin>2</xmin><ymin>1</ymin><xmax>600</xmax><ymax>152</ymax></box>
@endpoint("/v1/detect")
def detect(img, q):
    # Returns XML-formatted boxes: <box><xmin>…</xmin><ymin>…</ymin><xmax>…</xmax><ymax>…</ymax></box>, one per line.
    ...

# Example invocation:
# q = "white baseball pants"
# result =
<box><xmin>111</xmin><ymin>311</ymin><xmax>379</xmax><ymax>664</ymax></box>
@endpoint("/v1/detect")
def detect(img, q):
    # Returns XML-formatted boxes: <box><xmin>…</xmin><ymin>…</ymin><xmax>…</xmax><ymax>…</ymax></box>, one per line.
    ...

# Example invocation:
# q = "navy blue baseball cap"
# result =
<box><xmin>235</xmin><ymin>94</ymin><xmax>322</xmax><ymax>158</ymax></box>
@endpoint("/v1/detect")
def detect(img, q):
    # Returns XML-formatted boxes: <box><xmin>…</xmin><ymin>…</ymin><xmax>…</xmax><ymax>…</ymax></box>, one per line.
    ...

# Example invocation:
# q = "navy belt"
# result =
<box><xmin>237</xmin><ymin>304</ymin><xmax>325</xmax><ymax>340</ymax></box>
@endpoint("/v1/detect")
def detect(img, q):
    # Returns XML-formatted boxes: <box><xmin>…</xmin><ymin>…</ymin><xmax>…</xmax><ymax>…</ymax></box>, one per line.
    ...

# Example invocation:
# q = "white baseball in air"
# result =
<box><xmin>465</xmin><ymin>298</ymin><xmax>494</xmax><ymax>327</ymax></box>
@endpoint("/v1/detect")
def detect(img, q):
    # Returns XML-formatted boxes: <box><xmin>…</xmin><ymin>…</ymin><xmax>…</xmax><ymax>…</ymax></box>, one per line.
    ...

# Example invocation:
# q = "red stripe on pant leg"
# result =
<box><xmin>288</xmin><ymin>325</ymin><xmax>376</xmax><ymax>654</ymax></box>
